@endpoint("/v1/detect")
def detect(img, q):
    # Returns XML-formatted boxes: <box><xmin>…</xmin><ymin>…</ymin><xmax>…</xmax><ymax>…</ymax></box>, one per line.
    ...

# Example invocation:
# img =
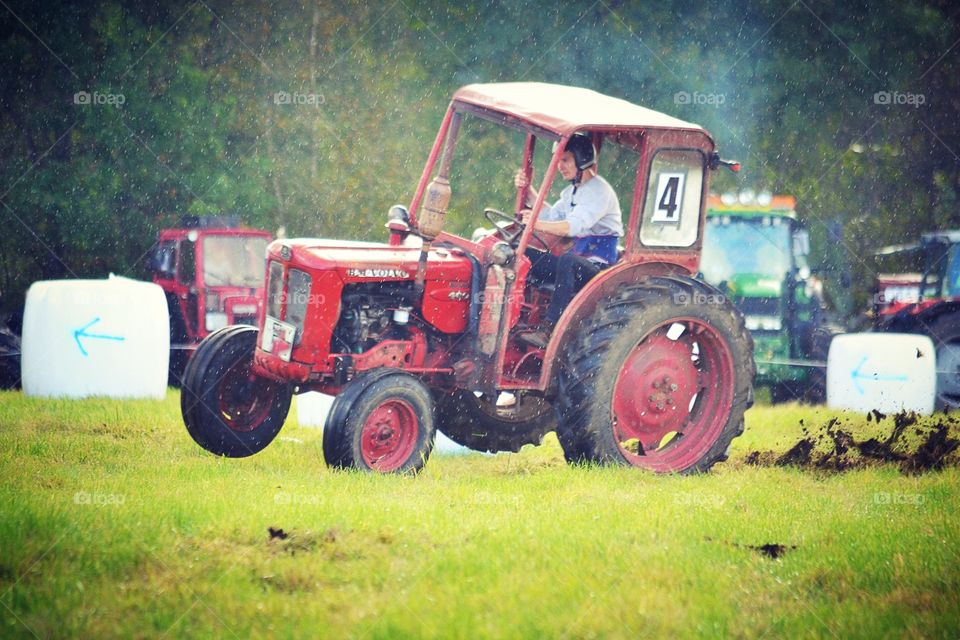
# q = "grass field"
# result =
<box><xmin>1</xmin><ymin>390</ymin><xmax>958</xmax><ymax>639</ymax></box>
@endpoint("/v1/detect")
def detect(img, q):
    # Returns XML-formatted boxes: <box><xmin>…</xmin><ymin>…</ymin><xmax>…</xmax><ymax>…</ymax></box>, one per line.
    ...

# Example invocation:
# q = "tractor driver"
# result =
<box><xmin>513</xmin><ymin>133</ymin><xmax>623</xmax><ymax>348</ymax></box>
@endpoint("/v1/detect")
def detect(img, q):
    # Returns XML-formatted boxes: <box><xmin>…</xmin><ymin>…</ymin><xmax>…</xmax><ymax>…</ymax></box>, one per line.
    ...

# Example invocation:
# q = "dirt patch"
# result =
<box><xmin>745</xmin><ymin>412</ymin><xmax>960</xmax><ymax>474</ymax></box>
<box><xmin>705</xmin><ymin>536</ymin><xmax>797</xmax><ymax>560</ymax></box>
<box><xmin>748</xmin><ymin>543</ymin><xmax>795</xmax><ymax>559</ymax></box>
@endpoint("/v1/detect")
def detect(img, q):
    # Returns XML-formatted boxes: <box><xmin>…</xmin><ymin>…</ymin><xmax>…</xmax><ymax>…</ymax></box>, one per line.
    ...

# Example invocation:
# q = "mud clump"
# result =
<box><xmin>746</xmin><ymin>412</ymin><xmax>960</xmax><ymax>475</ymax></box>
<box><xmin>902</xmin><ymin>425</ymin><xmax>960</xmax><ymax>474</ymax></box>
<box><xmin>776</xmin><ymin>439</ymin><xmax>815</xmax><ymax>466</ymax></box>
<box><xmin>748</xmin><ymin>543</ymin><xmax>795</xmax><ymax>560</ymax></box>
<box><xmin>705</xmin><ymin>537</ymin><xmax>797</xmax><ymax>560</ymax></box>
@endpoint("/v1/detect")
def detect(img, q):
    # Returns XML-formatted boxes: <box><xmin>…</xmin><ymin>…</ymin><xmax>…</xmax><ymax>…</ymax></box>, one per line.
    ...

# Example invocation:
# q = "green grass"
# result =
<box><xmin>0</xmin><ymin>391</ymin><xmax>958</xmax><ymax>639</ymax></box>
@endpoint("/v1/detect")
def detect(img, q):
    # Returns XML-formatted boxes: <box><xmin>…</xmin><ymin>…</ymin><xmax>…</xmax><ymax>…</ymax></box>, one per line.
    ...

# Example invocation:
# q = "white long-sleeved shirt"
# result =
<box><xmin>539</xmin><ymin>174</ymin><xmax>623</xmax><ymax>238</ymax></box>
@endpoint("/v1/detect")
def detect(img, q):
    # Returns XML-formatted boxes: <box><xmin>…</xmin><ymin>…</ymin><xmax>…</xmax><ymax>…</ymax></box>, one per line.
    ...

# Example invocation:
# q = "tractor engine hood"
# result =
<box><xmin>270</xmin><ymin>239</ymin><xmax>473</xmax><ymax>283</ymax></box>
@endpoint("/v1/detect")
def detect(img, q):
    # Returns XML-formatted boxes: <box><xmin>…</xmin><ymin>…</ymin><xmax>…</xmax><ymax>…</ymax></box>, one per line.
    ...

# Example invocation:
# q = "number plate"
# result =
<box><xmin>261</xmin><ymin>316</ymin><xmax>296</xmax><ymax>362</ymax></box>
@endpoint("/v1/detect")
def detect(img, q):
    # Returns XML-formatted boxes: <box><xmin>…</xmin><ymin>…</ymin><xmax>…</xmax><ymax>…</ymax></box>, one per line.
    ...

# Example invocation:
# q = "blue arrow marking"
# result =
<box><xmin>73</xmin><ymin>317</ymin><xmax>125</xmax><ymax>357</ymax></box>
<box><xmin>850</xmin><ymin>356</ymin><xmax>908</xmax><ymax>395</ymax></box>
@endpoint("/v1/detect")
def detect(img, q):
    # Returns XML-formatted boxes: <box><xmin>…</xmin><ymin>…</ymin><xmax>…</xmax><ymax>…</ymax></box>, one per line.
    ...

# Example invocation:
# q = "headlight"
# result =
<box><xmin>205</xmin><ymin>312</ymin><xmax>228</xmax><ymax>332</ymax></box>
<box><xmin>744</xmin><ymin>315</ymin><xmax>782</xmax><ymax>331</ymax></box>
<box><xmin>266</xmin><ymin>260</ymin><xmax>285</xmax><ymax>318</ymax></box>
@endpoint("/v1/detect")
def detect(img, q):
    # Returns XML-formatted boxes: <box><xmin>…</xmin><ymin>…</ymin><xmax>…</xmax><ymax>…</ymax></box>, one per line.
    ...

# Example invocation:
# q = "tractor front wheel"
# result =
<box><xmin>557</xmin><ymin>277</ymin><xmax>754</xmax><ymax>474</ymax></box>
<box><xmin>181</xmin><ymin>325</ymin><xmax>291</xmax><ymax>457</ymax></box>
<box><xmin>323</xmin><ymin>371</ymin><xmax>436</xmax><ymax>473</ymax></box>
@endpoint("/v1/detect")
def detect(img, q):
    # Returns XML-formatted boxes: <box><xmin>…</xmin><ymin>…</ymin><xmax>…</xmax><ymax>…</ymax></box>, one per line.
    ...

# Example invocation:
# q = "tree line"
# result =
<box><xmin>1</xmin><ymin>0</ymin><xmax>957</xmax><ymax>316</ymax></box>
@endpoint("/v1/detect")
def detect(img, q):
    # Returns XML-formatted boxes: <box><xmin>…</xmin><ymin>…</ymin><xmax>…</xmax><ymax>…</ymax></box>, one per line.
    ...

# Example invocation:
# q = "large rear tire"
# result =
<box><xmin>181</xmin><ymin>325</ymin><xmax>291</xmax><ymax>457</ymax></box>
<box><xmin>323</xmin><ymin>371</ymin><xmax>435</xmax><ymax>473</ymax></box>
<box><xmin>434</xmin><ymin>390</ymin><xmax>554</xmax><ymax>453</ymax></box>
<box><xmin>557</xmin><ymin>276</ymin><xmax>754</xmax><ymax>474</ymax></box>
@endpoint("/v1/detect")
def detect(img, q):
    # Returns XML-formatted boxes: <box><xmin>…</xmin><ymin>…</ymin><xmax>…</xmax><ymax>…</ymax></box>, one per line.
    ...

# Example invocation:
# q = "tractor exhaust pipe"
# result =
<box><xmin>415</xmin><ymin>112</ymin><xmax>462</xmax><ymax>295</ymax></box>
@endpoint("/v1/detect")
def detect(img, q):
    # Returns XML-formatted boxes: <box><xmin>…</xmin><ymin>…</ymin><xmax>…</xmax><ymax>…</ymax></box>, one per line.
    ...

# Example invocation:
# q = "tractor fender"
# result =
<box><xmin>913</xmin><ymin>300</ymin><xmax>960</xmax><ymax>328</ymax></box>
<box><xmin>880</xmin><ymin>299</ymin><xmax>960</xmax><ymax>333</ymax></box>
<box><xmin>540</xmin><ymin>261</ymin><xmax>692</xmax><ymax>392</ymax></box>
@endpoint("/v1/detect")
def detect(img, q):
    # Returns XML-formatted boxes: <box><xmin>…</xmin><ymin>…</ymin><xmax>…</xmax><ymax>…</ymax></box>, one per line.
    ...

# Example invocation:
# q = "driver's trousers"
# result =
<box><xmin>524</xmin><ymin>249</ymin><xmax>603</xmax><ymax>325</ymax></box>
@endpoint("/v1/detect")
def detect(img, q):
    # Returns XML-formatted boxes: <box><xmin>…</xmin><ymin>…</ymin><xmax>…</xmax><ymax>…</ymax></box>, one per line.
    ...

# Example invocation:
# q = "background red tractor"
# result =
<box><xmin>148</xmin><ymin>216</ymin><xmax>271</xmax><ymax>385</ymax></box>
<box><xmin>180</xmin><ymin>83</ymin><xmax>754</xmax><ymax>473</ymax></box>
<box><xmin>873</xmin><ymin>230</ymin><xmax>960</xmax><ymax>409</ymax></box>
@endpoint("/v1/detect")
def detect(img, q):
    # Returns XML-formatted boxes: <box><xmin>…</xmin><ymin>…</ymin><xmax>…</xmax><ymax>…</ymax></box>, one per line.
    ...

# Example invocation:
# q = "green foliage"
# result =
<box><xmin>1</xmin><ymin>0</ymin><xmax>958</xmax><ymax>316</ymax></box>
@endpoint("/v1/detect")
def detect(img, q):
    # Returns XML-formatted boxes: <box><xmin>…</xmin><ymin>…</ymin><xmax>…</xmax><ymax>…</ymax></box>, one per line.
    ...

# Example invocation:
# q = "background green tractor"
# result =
<box><xmin>700</xmin><ymin>193</ymin><xmax>841</xmax><ymax>403</ymax></box>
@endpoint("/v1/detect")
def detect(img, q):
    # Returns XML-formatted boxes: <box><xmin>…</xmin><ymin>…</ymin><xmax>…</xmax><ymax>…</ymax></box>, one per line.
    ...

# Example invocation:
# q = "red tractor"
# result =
<box><xmin>180</xmin><ymin>83</ymin><xmax>754</xmax><ymax>473</ymax></box>
<box><xmin>873</xmin><ymin>231</ymin><xmax>960</xmax><ymax>409</ymax></box>
<box><xmin>148</xmin><ymin>216</ymin><xmax>272</xmax><ymax>384</ymax></box>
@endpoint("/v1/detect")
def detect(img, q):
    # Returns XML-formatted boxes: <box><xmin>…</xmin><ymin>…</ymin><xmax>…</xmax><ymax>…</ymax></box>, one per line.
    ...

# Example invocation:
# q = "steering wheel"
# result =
<box><xmin>483</xmin><ymin>208</ymin><xmax>549</xmax><ymax>251</ymax></box>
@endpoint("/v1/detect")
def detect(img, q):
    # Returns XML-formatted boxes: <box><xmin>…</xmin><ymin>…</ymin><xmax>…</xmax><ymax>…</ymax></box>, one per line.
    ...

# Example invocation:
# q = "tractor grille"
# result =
<box><xmin>735</xmin><ymin>296</ymin><xmax>781</xmax><ymax>317</ymax></box>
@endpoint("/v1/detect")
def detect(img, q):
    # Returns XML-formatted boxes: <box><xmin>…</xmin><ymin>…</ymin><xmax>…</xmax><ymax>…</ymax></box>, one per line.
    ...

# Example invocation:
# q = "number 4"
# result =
<box><xmin>652</xmin><ymin>172</ymin><xmax>685</xmax><ymax>223</ymax></box>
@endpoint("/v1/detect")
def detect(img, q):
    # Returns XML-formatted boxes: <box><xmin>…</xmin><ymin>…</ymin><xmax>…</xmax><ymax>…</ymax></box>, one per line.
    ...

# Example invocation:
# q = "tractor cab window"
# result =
<box><xmin>178</xmin><ymin>239</ymin><xmax>196</xmax><ymax>284</ymax></box>
<box><xmin>700</xmin><ymin>216</ymin><xmax>792</xmax><ymax>288</ymax></box>
<box><xmin>639</xmin><ymin>149</ymin><xmax>705</xmax><ymax>248</ymax></box>
<box><xmin>201</xmin><ymin>235</ymin><xmax>269</xmax><ymax>287</ymax></box>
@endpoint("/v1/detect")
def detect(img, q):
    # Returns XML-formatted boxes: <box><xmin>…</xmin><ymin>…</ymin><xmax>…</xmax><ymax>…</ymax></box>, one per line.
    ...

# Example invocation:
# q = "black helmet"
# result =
<box><xmin>565</xmin><ymin>134</ymin><xmax>596</xmax><ymax>170</ymax></box>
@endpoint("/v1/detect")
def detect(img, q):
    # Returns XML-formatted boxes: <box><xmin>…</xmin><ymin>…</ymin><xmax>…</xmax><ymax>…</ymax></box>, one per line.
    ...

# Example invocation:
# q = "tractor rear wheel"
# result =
<box><xmin>557</xmin><ymin>276</ymin><xmax>754</xmax><ymax>474</ymax></box>
<box><xmin>181</xmin><ymin>325</ymin><xmax>291</xmax><ymax>457</ymax></box>
<box><xmin>434</xmin><ymin>390</ymin><xmax>554</xmax><ymax>453</ymax></box>
<box><xmin>927</xmin><ymin>313</ymin><xmax>960</xmax><ymax>410</ymax></box>
<box><xmin>323</xmin><ymin>371</ymin><xmax>435</xmax><ymax>473</ymax></box>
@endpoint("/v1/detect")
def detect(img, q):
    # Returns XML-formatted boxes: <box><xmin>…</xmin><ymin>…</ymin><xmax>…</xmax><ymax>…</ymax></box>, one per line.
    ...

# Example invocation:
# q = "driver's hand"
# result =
<box><xmin>514</xmin><ymin>169</ymin><xmax>529</xmax><ymax>190</ymax></box>
<box><xmin>519</xmin><ymin>209</ymin><xmax>533</xmax><ymax>226</ymax></box>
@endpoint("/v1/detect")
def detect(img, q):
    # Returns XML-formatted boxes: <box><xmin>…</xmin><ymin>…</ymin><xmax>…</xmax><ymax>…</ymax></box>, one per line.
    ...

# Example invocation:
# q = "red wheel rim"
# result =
<box><xmin>216</xmin><ymin>354</ymin><xmax>281</xmax><ymax>432</ymax></box>
<box><xmin>611</xmin><ymin>318</ymin><xmax>735</xmax><ymax>472</ymax></box>
<box><xmin>360</xmin><ymin>399</ymin><xmax>419</xmax><ymax>471</ymax></box>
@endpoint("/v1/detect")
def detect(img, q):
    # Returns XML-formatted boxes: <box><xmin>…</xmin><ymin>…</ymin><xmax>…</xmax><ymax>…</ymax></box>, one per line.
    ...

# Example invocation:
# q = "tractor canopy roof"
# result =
<box><xmin>921</xmin><ymin>230</ymin><xmax>960</xmax><ymax>244</ymax></box>
<box><xmin>451</xmin><ymin>82</ymin><xmax>706</xmax><ymax>137</ymax></box>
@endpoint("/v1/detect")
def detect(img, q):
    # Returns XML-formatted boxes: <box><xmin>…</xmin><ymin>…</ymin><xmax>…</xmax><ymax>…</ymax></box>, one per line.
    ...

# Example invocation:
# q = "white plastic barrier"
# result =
<box><xmin>826</xmin><ymin>333</ymin><xmax>936</xmax><ymax>415</ymax></box>
<box><xmin>21</xmin><ymin>276</ymin><xmax>169</xmax><ymax>399</ymax></box>
<box><xmin>296</xmin><ymin>390</ymin><xmax>473</xmax><ymax>455</ymax></box>
<box><xmin>296</xmin><ymin>392</ymin><xmax>336</xmax><ymax>427</ymax></box>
